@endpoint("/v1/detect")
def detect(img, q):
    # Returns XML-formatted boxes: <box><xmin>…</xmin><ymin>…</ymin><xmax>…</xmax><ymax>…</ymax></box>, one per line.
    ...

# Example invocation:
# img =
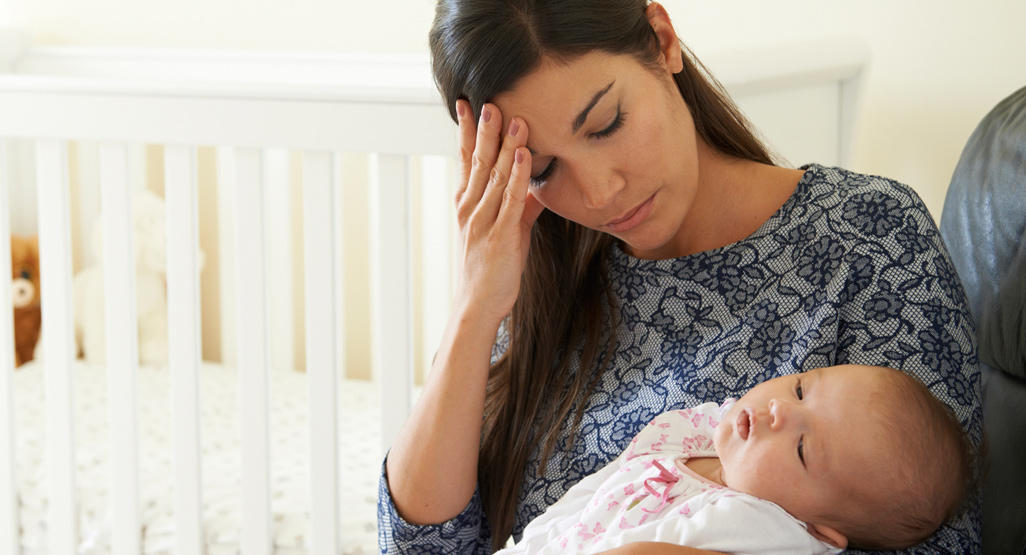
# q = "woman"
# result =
<box><xmin>378</xmin><ymin>1</ymin><xmax>981</xmax><ymax>553</ymax></box>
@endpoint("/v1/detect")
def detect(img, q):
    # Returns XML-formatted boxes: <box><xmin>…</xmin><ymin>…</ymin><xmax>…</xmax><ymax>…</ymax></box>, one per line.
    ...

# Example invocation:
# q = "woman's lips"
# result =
<box><xmin>736</xmin><ymin>409</ymin><xmax>752</xmax><ymax>441</ymax></box>
<box><xmin>605</xmin><ymin>193</ymin><xmax>656</xmax><ymax>233</ymax></box>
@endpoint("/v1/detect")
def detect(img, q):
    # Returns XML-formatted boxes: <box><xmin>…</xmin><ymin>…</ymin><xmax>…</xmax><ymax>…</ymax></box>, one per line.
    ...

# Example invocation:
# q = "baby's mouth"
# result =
<box><xmin>736</xmin><ymin>409</ymin><xmax>752</xmax><ymax>440</ymax></box>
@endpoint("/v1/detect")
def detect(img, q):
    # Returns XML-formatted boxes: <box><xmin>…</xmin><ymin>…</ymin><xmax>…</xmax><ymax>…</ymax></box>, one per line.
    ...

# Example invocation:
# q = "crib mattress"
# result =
<box><xmin>13</xmin><ymin>359</ymin><xmax>381</xmax><ymax>554</ymax></box>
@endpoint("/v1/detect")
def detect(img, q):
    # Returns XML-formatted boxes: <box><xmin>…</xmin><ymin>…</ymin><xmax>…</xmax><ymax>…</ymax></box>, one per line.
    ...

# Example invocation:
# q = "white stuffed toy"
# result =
<box><xmin>72</xmin><ymin>189</ymin><xmax>201</xmax><ymax>366</ymax></box>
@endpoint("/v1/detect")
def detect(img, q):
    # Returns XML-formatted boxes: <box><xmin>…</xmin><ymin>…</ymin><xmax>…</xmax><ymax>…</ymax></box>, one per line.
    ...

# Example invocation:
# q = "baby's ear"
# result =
<box><xmin>806</xmin><ymin>522</ymin><xmax>848</xmax><ymax>549</ymax></box>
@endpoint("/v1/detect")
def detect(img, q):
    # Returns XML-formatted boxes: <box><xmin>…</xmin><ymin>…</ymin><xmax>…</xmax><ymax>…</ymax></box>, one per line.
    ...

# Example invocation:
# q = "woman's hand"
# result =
<box><xmin>383</xmin><ymin>101</ymin><xmax>544</xmax><ymax>525</ymax></box>
<box><xmin>452</xmin><ymin>100</ymin><xmax>545</xmax><ymax>326</ymax></box>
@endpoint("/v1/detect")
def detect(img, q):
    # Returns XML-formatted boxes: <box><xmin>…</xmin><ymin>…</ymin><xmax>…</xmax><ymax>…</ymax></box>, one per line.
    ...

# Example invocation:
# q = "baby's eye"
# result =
<box><xmin>795</xmin><ymin>379</ymin><xmax>803</xmax><ymax>400</ymax></box>
<box><xmin>798</xmin><ymin>436</ymin><xmax>806</xmax><ymax>466</ymax></box>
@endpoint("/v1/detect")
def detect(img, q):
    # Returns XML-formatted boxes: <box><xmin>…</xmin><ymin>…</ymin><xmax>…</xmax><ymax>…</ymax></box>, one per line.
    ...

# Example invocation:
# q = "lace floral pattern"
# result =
<box><xmin>378</xmin><ymin>164</ymin><xmax>982</xmax><ymax>554</ymax></box>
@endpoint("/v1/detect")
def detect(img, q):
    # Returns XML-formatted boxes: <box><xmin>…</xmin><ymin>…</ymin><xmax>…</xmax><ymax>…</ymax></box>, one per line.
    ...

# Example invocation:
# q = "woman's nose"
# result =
<box><xmin>577</xmin><ymin>165</ymin><xmax>625</xmax><ymax>210</ymax></box>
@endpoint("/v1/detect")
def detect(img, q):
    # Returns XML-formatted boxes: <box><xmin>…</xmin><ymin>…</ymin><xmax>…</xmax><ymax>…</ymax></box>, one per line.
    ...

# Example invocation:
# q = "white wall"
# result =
<box><xmin>12</xmin><ymin>0</ymin><xmax>1026</xmax><ymax>217</ymax></box>
<box><xmin>669</xmin><ymin>0</ymin><xmax>1026</xmax><ymax>220</ymax></box>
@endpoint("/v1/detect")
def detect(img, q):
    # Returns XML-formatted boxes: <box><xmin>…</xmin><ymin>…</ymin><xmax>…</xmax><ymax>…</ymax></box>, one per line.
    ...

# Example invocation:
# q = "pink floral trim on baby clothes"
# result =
<box><xmin>548</xmin><ymin>401</ymin><xmax>737</xmax><ymax>550</ymax></box>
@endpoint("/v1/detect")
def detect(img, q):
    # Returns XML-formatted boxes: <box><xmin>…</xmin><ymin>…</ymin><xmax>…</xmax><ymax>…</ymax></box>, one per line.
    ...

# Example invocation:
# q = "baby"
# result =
<box><xmin>500</xmin><ymin>364</ymin><xmax>974</xmax><ymax>554</ymax></box>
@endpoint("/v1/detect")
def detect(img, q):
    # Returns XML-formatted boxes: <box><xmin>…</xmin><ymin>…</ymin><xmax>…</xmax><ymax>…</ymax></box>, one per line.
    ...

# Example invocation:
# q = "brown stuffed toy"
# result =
<box><xmin>10</xmin><ymin>235</ymin><xmax>41</xmax><ymax>368</ymax></box>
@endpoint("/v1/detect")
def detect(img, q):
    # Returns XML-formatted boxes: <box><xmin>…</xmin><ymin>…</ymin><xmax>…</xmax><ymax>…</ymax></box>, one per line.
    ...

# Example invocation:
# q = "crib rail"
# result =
<box><xmin>0</xmin><ymin>76</ymin><xmax>452</xmax><ymax>153</ymax></box>
<box><xmin>1</xmin><ymin>72</ymin><xmax>457</xmax><ymax>554</ymax></box>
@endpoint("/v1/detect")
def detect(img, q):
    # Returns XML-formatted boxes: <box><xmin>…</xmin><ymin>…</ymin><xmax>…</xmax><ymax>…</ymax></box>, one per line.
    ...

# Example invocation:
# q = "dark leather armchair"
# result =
<box><xmin>940</xmin><ymin>85</ymin><xmax>1026</xmax><ymax>555</ymax></box>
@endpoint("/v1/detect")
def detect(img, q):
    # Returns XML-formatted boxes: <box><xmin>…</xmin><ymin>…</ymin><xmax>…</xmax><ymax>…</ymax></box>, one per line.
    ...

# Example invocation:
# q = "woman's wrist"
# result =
<box><xmin>448</xmin><ymin>293</ymin><xmax>508</xmax><ymax>340</ymax></box>
<box><xmin>434</xmin><ymin>306</ymin><xmax>502</xmax><ymax>372</ymax></box>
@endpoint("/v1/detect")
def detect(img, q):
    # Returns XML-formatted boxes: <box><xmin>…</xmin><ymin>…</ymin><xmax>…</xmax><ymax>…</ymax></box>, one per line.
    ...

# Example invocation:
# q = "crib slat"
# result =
<box><xmin>99</xmin><ymin>144</ymin><xmax>142</xmax><ymax>555</ymax></box>
<box><xmin>74</xmin><ymin>142</ymin><xmax>100</xmax><ymax>271</ymax></box>
<box><xmin>35</xmin><ymin>139</ymin><xmax>78</xmax><ymax>554</ymax></box>
<box><xmin>369</xmin><ymin>154</ymin><xmax>413</xmax><ymax>455</ymax></box>
<box><xmin>0</xmin><ymin>142</ymin><xmax>20</xmax><ymax>555</ymax></box>
<box><xmin>419</xmin><ymin>156</ymin><xmax>454</xmax><ymax>381</ymax></box>
<box><xmin>302</xmin><ymin>151</ymin><xmax>341</xmax><ymax>553</ymax></box>
<box><xmin>263</xmin><ymin>149</ymin><xmax>293</xmax><ymax>372</ymax></box>
<box><xmin>216</xmin><ymin>147</ymin><xmax>237</xmax><ymax>368</ymax></box>
<box><xmin>164</xmin><ymin>145</ymin><xmax>204</xmax><ymax>554</ymax></box>
<box><xmin>232</xmin><ymin>148</ymin><xmax>272</xmax><ymax>555</ymax></box>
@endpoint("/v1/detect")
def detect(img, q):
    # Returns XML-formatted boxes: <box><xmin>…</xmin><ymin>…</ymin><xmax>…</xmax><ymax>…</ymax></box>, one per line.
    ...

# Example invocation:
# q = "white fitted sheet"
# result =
<box><xmin>13</xmin><ymin>359</ymin><xmax>381</xmax><ymax>554</ymax></box>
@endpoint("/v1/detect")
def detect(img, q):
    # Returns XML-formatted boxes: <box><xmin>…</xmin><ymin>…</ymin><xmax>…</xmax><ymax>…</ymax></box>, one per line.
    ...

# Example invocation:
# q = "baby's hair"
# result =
<box><xmin>833</xmin><ymin>367</ymin><xmax>977</xmax><ymax>550</ymax></box>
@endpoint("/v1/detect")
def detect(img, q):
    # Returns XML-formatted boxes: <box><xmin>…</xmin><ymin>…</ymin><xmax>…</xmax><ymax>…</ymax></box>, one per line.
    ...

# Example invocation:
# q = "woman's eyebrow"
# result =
<box><xmin>571</xmin><ymin>80</ymin><xmax>615</xmax><ymax>133</ymax></box>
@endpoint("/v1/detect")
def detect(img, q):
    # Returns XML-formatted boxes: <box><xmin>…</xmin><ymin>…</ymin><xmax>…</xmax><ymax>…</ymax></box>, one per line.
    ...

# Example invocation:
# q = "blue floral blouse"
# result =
<box><xmin>378</xmin><ymin>164</ymin><xmax>983</xmax><ymax>554</ymax></box>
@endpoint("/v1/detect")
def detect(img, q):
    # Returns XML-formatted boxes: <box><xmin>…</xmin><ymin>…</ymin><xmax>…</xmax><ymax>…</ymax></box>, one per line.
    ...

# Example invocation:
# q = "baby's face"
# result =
<box><xmin>714</xmin><ymin>364</ymin><xmax>895</xmax><ymax>525</ymax></box>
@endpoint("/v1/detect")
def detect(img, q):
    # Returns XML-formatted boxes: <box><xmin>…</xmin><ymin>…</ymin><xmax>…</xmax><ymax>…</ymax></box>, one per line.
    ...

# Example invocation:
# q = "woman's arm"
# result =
<box><xmin>384</xmin><ymin>100</ymin><xmax>544</xmax><ymax>525</ymax></box>
<box><xmin>595</xmin><ymin>543</ymin><xmax>726</xmax><ymax>555</ymax></box>
<box><xmin>384</xmin><ymin>306</ymin><xmax>500</xmax><ymax>523</ymax></box>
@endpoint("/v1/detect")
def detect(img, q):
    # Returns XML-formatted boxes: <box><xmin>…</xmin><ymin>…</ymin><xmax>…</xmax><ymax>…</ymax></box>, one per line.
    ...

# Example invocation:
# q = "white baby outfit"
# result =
<box><xmin>498</xmin><ymin>401</ymin><xmax>841</xmax><ymax>555</ymax></box>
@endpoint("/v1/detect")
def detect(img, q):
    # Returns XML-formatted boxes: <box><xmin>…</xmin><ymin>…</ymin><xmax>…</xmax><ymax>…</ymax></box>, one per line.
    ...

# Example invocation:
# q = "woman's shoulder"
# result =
<box><xmin>795</xmin><ymin>163</ymin><xmax>937</xmax><ymax>238</ymax></box>
<box><xmin>799</xmin><ymin>163</ymin><xmax>925</xmax><ymax>206</ymax></box>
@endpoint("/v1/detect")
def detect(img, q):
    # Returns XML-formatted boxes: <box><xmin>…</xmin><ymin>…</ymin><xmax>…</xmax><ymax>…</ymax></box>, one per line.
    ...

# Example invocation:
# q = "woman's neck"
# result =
<box><xmin>666</xmin><ymin>140</ymin><xmax>803</xmax><ymax>258</ymax></box>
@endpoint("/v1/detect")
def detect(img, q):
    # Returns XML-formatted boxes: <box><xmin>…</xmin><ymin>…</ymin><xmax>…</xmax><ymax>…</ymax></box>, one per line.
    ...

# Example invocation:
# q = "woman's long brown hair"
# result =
<box><xmin>429</xmin><ymin>1</ymin><xmax>773</xmax><ymax>549</ymax></box>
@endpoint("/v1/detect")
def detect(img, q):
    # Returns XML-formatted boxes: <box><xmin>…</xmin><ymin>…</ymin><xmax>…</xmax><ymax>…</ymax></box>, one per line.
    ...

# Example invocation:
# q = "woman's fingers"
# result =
<box><xmin>457</xmin><ymin>103</ymin><xmax>503</xmax><ymax>226</ymax></box>
<box><xmin>474</xmin><ymin>115</ymin><xmax>527</xmax><ymax>227</ymax></box>
<box><xmin>497</xmin><ymin>146</ymin><xmax>543</xmax><ymax>232</ymax></box>
<box><xmin>454</xmin><ymin>99</ymin><xmax>477</xmax><ymax>202</ymax></box>
<box><xmin>450</xmin><ymin>108</ymin><xmax>542</xmax><ymax>323</ymax></box>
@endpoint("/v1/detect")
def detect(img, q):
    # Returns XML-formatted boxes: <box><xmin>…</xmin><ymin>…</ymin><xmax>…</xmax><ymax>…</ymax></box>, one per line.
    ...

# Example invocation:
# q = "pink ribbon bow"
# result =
<box><xmin>641</xmin><ymin>460</ymin><xmax>679</xmax><ymax>514</ymax></box>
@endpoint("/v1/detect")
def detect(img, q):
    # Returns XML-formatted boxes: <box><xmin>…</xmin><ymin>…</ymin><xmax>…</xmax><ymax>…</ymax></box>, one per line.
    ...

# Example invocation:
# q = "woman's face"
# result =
<box><xmin>492</xmin><ymin>51</ymin><xmax>700</xmax><ymax>259</ymax></box>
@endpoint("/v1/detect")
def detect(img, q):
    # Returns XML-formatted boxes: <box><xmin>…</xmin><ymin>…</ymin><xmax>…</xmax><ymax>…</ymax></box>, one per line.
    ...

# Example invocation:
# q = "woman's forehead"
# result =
<box><xmin>492</xmin><ymin>52</ymin><xmax>635</xmax><ymax>147</ymax></box>
<box><xmin>492</xmin><ymin>54</ymin><xmax>619</xmax><ymax>112</ymax></box>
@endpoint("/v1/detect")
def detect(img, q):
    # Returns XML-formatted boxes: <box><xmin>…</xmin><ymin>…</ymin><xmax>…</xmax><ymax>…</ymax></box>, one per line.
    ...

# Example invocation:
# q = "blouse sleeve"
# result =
<box><xmin>377</xmin><ymin>457</ymin><xmax>493</xmax><ymax>554</ymax></box>
<box><xmin>832</xmin><ymin>179</ymin><xmax>983</xmax><ymax>554</ymax></box>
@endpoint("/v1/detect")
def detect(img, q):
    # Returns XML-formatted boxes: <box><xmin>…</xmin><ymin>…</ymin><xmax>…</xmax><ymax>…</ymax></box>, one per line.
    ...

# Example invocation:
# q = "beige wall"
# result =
<box><xmin>666</xmin><ymin>0</ymin><xmax>1026</xmax><ymax>219</ymax></box>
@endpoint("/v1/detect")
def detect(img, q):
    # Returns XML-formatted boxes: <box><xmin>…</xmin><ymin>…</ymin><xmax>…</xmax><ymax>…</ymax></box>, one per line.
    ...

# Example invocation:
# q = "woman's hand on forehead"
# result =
<box><xmin>451</xmin><ymin>100</ymin><xmax>545</xmax><ymax>326</ymax></box>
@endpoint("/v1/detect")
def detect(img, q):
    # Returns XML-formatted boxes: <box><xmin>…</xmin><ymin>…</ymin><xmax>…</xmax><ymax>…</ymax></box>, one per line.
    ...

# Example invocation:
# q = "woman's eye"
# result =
<box><xmin>798</xmin><ymin>436</ymin><xmax>806</xmax><ymax>466</ymax></box>
<box><xmin>530</xmin><ymin>159</ymin><xmax>558</xmax><ymax>188</ymax></box>
<box><xmin>589</xmin><ymin>106</ymin><xmax>626</xmax><ymax>140</ymax></box>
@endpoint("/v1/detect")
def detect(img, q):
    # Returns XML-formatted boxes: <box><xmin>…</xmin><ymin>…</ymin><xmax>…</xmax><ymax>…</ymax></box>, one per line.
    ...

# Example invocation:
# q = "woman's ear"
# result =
<box><xmin>645</xmin><ymin>2</ymin><xmax>683</xmax><ymax>74</ymax></box>
<box><xmin>806</xmin><ymin>521</ymin><xmax>849</xmax><ymax>549</ymax></box>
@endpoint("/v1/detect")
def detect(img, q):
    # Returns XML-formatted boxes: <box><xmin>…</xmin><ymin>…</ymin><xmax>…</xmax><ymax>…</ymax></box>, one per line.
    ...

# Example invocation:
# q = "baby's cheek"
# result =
<box><xmin>729</xmin><ymin>449</ymin><xmax>781</xmax><ymax>499</ymax></box>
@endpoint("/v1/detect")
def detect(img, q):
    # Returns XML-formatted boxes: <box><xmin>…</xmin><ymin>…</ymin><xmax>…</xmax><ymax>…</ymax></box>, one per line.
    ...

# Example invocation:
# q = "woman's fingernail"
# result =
<box><xmin>515</xmin><ymin>149</ymin><xmax>524</xmax><ymax>165</ymax></box>
<box><xmin>456</xmin><ymin>101</ymin><xmax>465</xmax><ymax>119</ymax></box>
<box><xmin>482</xmin><ymin>105</ymin><xmax>491</xmax><ymax>123</ymax></box>
<box><xmin>509</xmin><ymin>119</ymin><xmax>520</xmax><ymax>136</ymax></box>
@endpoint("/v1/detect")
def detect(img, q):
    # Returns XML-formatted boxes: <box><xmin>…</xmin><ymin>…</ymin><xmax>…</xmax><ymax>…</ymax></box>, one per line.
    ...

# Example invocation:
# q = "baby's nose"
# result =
<box><xmin>768</xmin><ymin>398</ymin><xmax>788</xmax><ymax>430</ymax></box>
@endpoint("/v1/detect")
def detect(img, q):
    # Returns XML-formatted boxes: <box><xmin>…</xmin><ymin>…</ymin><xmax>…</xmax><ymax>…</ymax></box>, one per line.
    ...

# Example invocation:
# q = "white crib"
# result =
<box><xmin>0</xmin><ymin>34</ymin><xmax>867</xmax><ymax>554</ymax></box>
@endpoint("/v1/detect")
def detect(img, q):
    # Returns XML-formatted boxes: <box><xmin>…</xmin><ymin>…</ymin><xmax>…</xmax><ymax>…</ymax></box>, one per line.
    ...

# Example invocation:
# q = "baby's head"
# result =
<box><xmin>713</xmin><ymin>364</ymin><xmax>973</xmax><ymax>550</ymax></box>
